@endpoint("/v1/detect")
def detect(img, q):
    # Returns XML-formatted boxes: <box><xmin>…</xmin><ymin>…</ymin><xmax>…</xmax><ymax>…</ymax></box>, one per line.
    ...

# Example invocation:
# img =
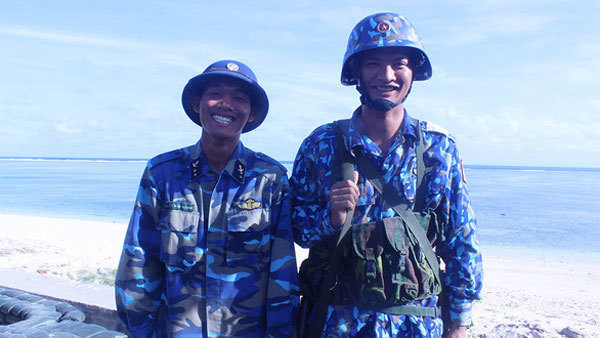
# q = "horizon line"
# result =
<box><xmin>2</xmin><ymin>156</ymin><xmax>600</xmax><ymax>172</ymax></box>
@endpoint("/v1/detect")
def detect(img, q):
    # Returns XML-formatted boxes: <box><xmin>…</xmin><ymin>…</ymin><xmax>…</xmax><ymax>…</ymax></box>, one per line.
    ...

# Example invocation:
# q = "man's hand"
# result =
<box><xmin>444</xmin><ymin>324</ymin><xmax>467</xmax><ymax>338</ymax></box>
<box><xmin>329</xmin><ymin>171</ymin><xmax>360</xmax><ymax>227</ymax></box>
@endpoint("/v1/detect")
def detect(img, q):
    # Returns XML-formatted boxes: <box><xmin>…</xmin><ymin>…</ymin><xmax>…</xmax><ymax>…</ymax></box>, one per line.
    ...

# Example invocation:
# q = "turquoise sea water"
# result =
<box><xmin>1</xmin><ymin>157</ymin><xmax>599</xmax><ymax>255</ymax></box>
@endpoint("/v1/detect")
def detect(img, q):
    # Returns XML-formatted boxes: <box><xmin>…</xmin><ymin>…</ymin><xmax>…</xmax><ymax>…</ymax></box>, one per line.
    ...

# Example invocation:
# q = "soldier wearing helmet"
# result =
<box><xmin>115</xmin><ymin>60</ymin><xmax>299</xmax><ymax>337</ymax></box>
<box><xmin>291</xmin><ymin>13</ymin><xmax>483</xmax><ymax>337</ymax></box>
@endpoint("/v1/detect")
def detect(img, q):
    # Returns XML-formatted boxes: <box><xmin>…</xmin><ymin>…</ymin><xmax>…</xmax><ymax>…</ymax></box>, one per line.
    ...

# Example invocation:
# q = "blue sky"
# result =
<box><xmin>1</xmin><ymin>0</ymin><xmax>599</xmax><ymax>167</ymax></box>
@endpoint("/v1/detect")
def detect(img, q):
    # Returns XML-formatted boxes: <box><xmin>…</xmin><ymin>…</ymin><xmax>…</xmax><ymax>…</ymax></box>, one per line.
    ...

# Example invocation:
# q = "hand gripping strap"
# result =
<box><xmin>332</xmin><ymin>119</ymin><xmax>356</xmax><ymax>246</ymax></box>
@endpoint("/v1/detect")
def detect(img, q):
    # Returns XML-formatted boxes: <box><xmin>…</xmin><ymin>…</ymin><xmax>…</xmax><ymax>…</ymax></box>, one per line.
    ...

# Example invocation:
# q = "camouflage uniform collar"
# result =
<box><xmin>189</xmin><ymin>140</ymin><xmax>213</xmax><ymax>181</ymax></box>
<box><xmin>190</xmin><ymin>138</ymin><xmax>203</xmax><ymax>161</ymax></box>
<box><xmin>189</xmin><ymin>140</ymin><xmax>247</xmax><ymax>184</ymax></box>
<box><xmin>221</xmin><ymin>142</ymin><xmax>247</xmax><ymax>184</ymax></box>
<box><xmin>348</xmin><ymin>107</ymin><xmax>418</xmax><ymax>156</ymax></box>
<box><xmin>401</xmin><ymin>113</ymin><xmax>419</xmax><ymax>142</ymax></box>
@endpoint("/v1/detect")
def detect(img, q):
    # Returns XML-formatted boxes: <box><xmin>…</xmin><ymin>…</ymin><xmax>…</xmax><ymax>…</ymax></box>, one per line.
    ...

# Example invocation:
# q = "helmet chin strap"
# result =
<box><xmin>356</xmin><ymin>79</ymin><xmax>412</xmax><ymax>111</ymax></box>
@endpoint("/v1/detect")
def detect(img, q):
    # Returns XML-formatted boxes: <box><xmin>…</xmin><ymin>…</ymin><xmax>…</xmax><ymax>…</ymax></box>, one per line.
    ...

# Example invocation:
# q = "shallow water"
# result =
<box><xmin>1</xmin><ymin>158</ymin><xmax>599</xmax><ymax>254</ymax></box>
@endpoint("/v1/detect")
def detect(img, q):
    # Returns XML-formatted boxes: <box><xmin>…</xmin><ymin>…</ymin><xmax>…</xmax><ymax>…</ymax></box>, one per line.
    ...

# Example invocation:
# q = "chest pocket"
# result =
<box><xmin>158</xmin><ymin>209</ymin><xmax>202</xmax><ymax>269</ymax></box>
<box><xmin>225</xmin><ymin>208</ymin><xmax>271</xmax><ymax>266</ymax></box>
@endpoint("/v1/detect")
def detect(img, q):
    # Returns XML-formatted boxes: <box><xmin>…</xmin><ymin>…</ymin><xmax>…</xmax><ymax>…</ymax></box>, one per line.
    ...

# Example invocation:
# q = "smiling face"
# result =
<box><xmin>358</xmin><ymin>47</ymin><xmax>414</xmax><ymax>107</ymax></box>
<box><xmin>192</xmin><ymin>78</ymin><xmax>254</xmax><ymax>143</ymax></box>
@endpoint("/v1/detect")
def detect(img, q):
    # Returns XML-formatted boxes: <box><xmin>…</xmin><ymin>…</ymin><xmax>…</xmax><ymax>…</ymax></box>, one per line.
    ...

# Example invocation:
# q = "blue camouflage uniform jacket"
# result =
<box><xmin>290</xmin><ymin>108</ymin><xmax>483</xmax><ymax>337</ymax></box>
<box><xmin>115</xmin><ymin>140</ymin><xmax>299</xmax><ymax>337</ymax></box>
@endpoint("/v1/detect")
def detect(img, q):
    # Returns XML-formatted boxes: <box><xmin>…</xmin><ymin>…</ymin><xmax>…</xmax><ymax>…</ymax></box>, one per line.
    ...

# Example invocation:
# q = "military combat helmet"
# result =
<box><xmin>341</xmin><ymin>12</ymin><xmax>432</xmax><ymax>85</ymax></box>
<box><xmin>182</xmin><ymin>59</ymin><xmax>269</xmax><ymax>133</ymax></box>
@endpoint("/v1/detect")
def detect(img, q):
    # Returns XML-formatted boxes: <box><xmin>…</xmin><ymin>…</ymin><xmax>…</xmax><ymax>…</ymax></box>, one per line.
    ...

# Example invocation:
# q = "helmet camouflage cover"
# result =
<box><xmin>341</xmin><ymin>12</ymin><xmax>432</xmax><ymax>85</ymax></box>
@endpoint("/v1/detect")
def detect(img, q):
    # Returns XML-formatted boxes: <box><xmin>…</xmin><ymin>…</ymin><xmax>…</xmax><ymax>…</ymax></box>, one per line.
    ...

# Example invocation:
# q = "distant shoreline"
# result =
<box><xmin>2</xmin><ymin>156</ymin><xmax>600</xmax><ymax>172</ymax></box>
<box><xmin>465</xmin><ymin>164</ymin><xmax>600</xmax><ymax>173</ymax></box>
<box><xmin>0</xmin><ymin>156</ymin><xmax>148</xmax><ymax>163</ymax></box>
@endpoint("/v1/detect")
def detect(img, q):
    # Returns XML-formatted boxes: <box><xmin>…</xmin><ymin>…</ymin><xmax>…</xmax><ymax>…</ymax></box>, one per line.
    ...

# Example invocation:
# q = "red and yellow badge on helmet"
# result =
<box><xmin>377</xmin><ymin>22</ymin><xmax>390</xmax><ymax>33</ymax></box>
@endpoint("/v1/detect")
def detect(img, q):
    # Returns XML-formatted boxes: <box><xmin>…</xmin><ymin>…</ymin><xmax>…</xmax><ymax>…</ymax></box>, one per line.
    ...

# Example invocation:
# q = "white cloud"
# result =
<box><xmin>507</xmin><ymin>117</ymin><xmax>520</xmax><ymax>134</ymax></box>
<box><xmin>590</xmin><ymin>99</ymin><xmax>600</xmax><ymax>111</ymax></box>
<box><xmin>55</xmin><ymin>120</ymin><xmax>82</xmax><ymax>134</ymax></box>
<box><xmin>0</xmin><ymin>26</ymin><xmax>144</xmax><ymax>48</ymax></box>
<box><xmin>431</xmin><ymin>3</ymin><xmax>558</xmax><ymax>48</ymax></box>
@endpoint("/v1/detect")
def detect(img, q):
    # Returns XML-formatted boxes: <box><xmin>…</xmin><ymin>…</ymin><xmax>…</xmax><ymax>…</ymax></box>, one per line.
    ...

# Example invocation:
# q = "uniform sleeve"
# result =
<box><xmin>266</xmin><ymin>175</ymin><xmax>300</xmax><ymax>337</ymax></box>
<box><xmin>290</xmin><ymin>137</ymin><xmax>339</xmax><ymax>248</ymax></box>
<box><xmin>114</xmin><ymin>166</ymin><xmax>165</xmax><ymax>336</ymax></box>
<box><xmin>434</xmin><ymin>141</ymin><xmax>483</xmax><ymax>326</ymax></box>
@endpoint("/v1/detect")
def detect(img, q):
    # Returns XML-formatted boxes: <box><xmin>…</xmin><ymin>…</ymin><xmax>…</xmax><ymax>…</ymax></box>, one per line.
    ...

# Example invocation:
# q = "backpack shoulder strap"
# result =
<box><xmin>308</xmin><ymin>119</ymin><xmax>354</xmax><ymax>338</ymax></box>
<box><xmin>330</xmin><ymin>119</ymin><xmax>354</xmax><ymax>246</ymax></box>
<box><xmin>412</xmin><ymin>118</ymin><xmax>427</xmax><ymax>212</ymax></box>
<box><xmin>330</xmin><ymin>119</ymin><xmax>352</xmax><ymax>185</ymax></box>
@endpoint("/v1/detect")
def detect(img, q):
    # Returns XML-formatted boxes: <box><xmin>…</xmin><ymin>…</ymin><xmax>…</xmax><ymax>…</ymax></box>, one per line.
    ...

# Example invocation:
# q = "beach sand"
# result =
<box><xmin>1</xmin><ymin>213</ymin><xmax>598</xmax><ymax>337</ymax></box>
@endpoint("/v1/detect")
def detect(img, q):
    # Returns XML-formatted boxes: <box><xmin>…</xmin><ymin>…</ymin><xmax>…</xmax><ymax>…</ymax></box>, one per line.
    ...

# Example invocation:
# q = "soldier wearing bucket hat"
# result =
<box><xmin>291</xmin><ymin>13</ymin><xmax>483</xmax><ymax>337</ymax></box>
<box><xmin>181</xmin><ymin>60</ymin><xmax>269</xmax><ymax>133</ymax></box>
<box><xmin>116</xmin><ymin>59</ymin><xmax>299</xmax><ymax>337</ymax></box>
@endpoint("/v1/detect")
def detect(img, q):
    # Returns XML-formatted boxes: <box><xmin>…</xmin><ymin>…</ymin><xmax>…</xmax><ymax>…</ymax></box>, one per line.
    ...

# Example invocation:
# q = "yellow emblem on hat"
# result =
<box><xmin>237</xmin><ymin>198</ymin><xmax>261</xmax><ymax>210</ymax></box>
<box><xmin>227</xmin><ymin>62</ymin><xmax>239</xmax><ymax>71</ymax></box>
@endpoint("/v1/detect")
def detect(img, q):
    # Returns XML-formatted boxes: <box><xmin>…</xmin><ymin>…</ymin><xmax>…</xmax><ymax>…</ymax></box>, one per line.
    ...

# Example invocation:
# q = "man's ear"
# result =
<box><xmin>246</xmin><ymin>110</ymin><xmax>256</xmax><ymax>123</ymax></box>
<box><xmin>351</xmin><ymin>57</ymin><xmax>362</xmax><ymax>81</ymax></box>
<box><xmin>192</xmin><ymin>96</ymin><xmax>201</xmax><ymax>113</ymax></box>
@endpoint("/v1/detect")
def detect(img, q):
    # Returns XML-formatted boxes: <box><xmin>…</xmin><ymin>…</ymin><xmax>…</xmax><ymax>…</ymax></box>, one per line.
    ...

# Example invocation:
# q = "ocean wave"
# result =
<box><xmin>0</xmin><ymin>157</ymin><xmax>148</xmax><ymax>163</ymax></box>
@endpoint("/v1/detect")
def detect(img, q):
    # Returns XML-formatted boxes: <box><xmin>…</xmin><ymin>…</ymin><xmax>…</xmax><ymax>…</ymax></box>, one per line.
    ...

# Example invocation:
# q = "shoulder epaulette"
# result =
<box><xmin>423</xmin><ymin>121</ymin><xmax>455</xmax><ymax>142</ymax></box>
<box><xmin>148</xmin><ymin>149</ymin><xmax>183</xmax><ymax>169</ymax></box>
<box><xmin>254</xmin><ymin>151</ymin><xmax>287</xmax><ymax>172</ymax></box>
<box><xmin>309</xmin><ymin>123</ymin><xmax>338</xmax><ymax>143</ymax></box>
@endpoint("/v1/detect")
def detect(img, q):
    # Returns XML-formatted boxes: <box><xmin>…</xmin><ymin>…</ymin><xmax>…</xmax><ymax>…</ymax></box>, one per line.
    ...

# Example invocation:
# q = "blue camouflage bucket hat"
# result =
<box><xmin>341</xmin><ymin>12</ymin><xmax>432</xmax><ymax>85</ymax></box>
<box><xmin>182</xmin><ymin>59</ymin><xmax>269</xmax><ymax>133</ymax></box>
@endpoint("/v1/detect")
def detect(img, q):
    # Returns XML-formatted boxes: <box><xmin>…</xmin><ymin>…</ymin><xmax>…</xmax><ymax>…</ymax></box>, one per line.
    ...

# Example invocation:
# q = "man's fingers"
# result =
<box><xmin>332</xmin><ymin>199</ymin><xmax>355</xmax><ymax>214</ymax></box>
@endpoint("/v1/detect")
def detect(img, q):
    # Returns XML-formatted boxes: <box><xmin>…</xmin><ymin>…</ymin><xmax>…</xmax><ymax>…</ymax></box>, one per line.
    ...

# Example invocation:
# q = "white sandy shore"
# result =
<box><xmin>1</xmin><ymin>213</ymin><xmax>599</xmax><ymax>337</ymax></box>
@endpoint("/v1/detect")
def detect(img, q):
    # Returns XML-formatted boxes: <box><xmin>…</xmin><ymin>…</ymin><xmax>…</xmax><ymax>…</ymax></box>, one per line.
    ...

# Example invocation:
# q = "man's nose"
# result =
<box><xmin>380</xmin><ymin>65</ymin><xmax>396</xmax><ymax>82</ymax></box>
<box><xmin>217</xmin><ymin>95</ymin><xmax>235</xmax><ymax>109</ymax></box>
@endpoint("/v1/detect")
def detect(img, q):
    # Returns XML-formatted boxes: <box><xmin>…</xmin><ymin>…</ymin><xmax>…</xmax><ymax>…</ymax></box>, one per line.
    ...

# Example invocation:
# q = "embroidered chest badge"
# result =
<box><xmin>237</xmin><ymin>198</ymin><xmax>261</xmax><ymax>210</ymax></box>
<box><xmin>165</xmin><ymin>201</ymin><xmax>195</xmax><ymax>212</ymax></box>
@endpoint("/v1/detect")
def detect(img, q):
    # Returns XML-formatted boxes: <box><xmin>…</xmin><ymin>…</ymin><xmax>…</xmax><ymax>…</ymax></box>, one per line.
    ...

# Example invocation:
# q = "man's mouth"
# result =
<box><xmin>212</xmin><ymin>114</ymin><xmax>233</xmax><ymax>125</ymax></box>
<box><xmin>374</xmin><ymin>85</ymin><xmax>400</xmax><ymax>92</ymax></box>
